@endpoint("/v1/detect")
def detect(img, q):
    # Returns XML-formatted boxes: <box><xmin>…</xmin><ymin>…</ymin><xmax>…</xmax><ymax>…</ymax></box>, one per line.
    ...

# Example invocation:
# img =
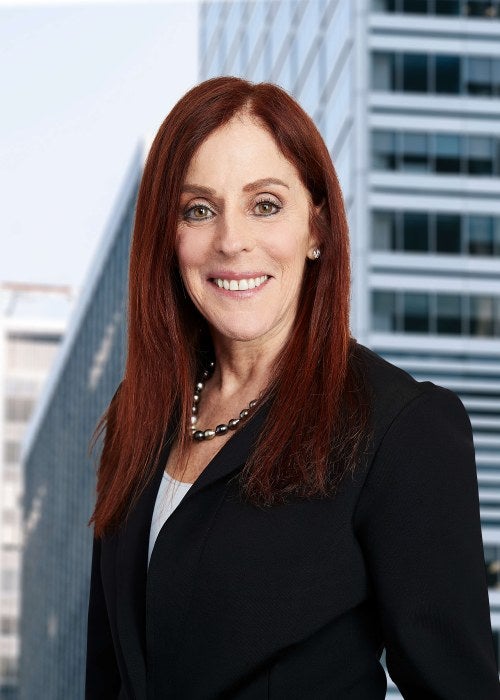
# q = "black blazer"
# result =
<box><xmin>86</xmin><ymin>344</ymin><xmax>500</xmax><ymax>699</ymax></box>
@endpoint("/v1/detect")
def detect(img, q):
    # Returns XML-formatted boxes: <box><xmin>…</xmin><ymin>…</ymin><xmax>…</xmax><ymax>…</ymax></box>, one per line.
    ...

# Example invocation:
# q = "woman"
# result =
<box><xmin>86</xmin><ymin>77</ymin><xmax>499</xmax><ymax>699</ymax></box>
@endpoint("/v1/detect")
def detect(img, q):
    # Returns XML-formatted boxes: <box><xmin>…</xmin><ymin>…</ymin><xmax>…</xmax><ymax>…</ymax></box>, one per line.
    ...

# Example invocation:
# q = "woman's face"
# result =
<box><xmin>176</xmin><ymin>112</ymin><xmax>319</xmax><ymax>350</ymax></box>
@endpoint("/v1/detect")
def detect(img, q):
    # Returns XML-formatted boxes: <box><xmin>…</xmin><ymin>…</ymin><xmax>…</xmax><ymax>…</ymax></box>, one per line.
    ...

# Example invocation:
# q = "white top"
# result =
<box><xmin>148</xmin><ymin>471</ymin><xmax>193</xmax><ymax>567</ymax></box>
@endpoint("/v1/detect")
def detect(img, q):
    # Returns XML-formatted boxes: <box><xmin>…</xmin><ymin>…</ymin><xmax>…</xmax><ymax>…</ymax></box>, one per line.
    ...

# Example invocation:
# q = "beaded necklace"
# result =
<box><xmin>190</xmin><ymin>362</ymin><xmax>260</xmax><ymax>441</ymax></box>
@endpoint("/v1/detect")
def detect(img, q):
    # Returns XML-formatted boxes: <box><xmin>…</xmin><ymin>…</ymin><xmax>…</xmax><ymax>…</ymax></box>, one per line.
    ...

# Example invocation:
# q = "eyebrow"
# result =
<box><xmin>180</xmin><ymin>177</ymin><xmax>290</xmax><ymax>197</ymax></box>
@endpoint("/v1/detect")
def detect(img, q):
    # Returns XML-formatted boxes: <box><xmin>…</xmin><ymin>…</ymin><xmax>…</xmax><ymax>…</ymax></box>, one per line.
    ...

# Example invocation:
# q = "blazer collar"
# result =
<box><xmin>114</xmin><ymin>399</ymin><xmax>270</xmax><ymax>699</ymax></box>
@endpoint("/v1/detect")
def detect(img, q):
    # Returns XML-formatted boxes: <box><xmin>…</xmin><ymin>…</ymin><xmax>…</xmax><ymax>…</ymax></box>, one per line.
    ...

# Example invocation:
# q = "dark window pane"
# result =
<box><xmin>403</xmin><ymin>212</ymin><xmax>429</xmax><ymax>251</ymax></box>
<box><xmin>435</xmin><ymin>55</ymin><xmax>461</xmax><ymax>93</ymax></box>
<box><xmin>436</xmin><ymin>214</ymin><xmax>461</xmax><ymax>252</ymax></box>
<box><xmin>466</xmin><ymin>1</ymin><xmax>497</xmax><ymax>17</ymax></box>
<box><xmin>403</xmin><ymin>0</ymin><xmax>428</xmax><ymax>13</ymax></box>
<box><xmin>373</xmin><ymin>211</ymin><xmax>397</xmax><ymax>250</ymax></box>
<box><xmin>493</xmin><ymin>59</ymin><xmax>500</xmax><ymax>97</ymax></box>
<box><xmin>470</xmin><ymin>295</ymin><xmax>495</xmax><ymax>336</ymax></box>
<box><xmin>437</xmin><ymin>294</ymin><xmax>462</xmax><ymax>334</ymax></box>
<box><xmin>402</xmin><ymin>132</ymin><xmax>429</xmax><ymax>171</ymax></box>
<box><xmin>435</xmin><ymin>134</ymin><xmax>461</xmax><ymax>173</ymax></box>
<box><xmin>372</xmin><ymin>0</ymin><xmax>396</xmax><ymax>10</ymax></box>
<box><xmin>403</xmin><ymin>292</ymin><xmax>429</xmax><ymax>332</ymax></box>
<box><xmin>403</xmin><ymin>53</ymin><xmax>428</xmax><ymax>92</ymax></box>
<box><xmin>467</xmin><ymin>136</ymin><xmax>493</xmax><ymax>175</ymax></box>
<box><xmin>469</xmin><ymin>215</ymin><xmax>494</xmax><ymax>254</ymax></box>
<box><xmin>436</xmin><ymin>0</ymin><xmax>461</xmax><ymax>15</ymax></box>
<box><xmin>372</xmin><ymin>291</ymin><xmax>397</xmax><ymax>331</ymax></box>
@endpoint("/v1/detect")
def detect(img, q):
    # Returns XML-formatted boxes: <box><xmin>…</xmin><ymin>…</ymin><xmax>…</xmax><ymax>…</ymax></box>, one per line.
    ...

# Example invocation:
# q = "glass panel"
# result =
<box><xmin>402</xmin><ymin>132</ymin><xmax>429</xmax><ymax>172</ymax></box>
<box><xmin>436</xmin><ymin>0</ymin><xmax>461</xmax><ymax>14</ymax></box>
<box><xmin>372</xmin><ymin>291</ymin><xmax>397</xmax><ymax>331</ymax></box>
<box><xmin>403</xmin><ymin>212</ymin><xmax>429</xmax><ymax>251</ymax></box>
<box><xmin>435</xmin><ymin>134</ymin><xmax>461</xmax><ymax>173</ymax></box>
<box><xmin>372</xmin><ymin>131</ymin><xmax>396</xmax><ymax>170</ymax></box>
<box><xmin>469</xmin><ymin>215</ymin><xmax>494</xmax><ymax>254</ymax></box>
<box><xmin>470</xmin><ymin>295</ymin><xmax>495</xmax><ymax>336</ymax></box>
<box><xmin>467</xmin><ymin>1</ymin><xmax>497</xmax><ymax>17</ymax></box>
<box><xmin>493</xmin><ymin>59</ymin><xmax>500</xmax><ymax>97</ymax></box>
<box><xmin>436</xmin><ymin>214</ymin><xmax>461</xmax><ymax>252</ymax></box>
<box><xmin>435</xmin><ymin>55</ymin><xmax>461</xmax><ymax>93</ymax></box>
<box><xmin>403</xmin><ymin>0</ymin><xmax>428</xmax><ymax>11</ymax></box>
<box><xmin>373</xmin><ymin>211</ymin><xmax>396</xmax><ymax>250</ymax></box>
<box><xmin>373</xmin><ymin>52</ymin><xmax>395</xmax><ymax>91</ymax></box>
<box><xmin>494</xmin><ymin>217</ymin><xmax>500</xmax><ymax>255</ymax></box>
<box><xmin>466</xmin><ymin>57</ymin><xmax>492</xmax><ymax>96</ymax></box>
<box><xmin>403</xmin><ymin>53</ymin><xmax>428</xmax><ymax>92</ymax></box>
<box><xmin>467</xmin><ymin>136</ymin><xmax>494</xmax><ymax>175</ymax></box>
<box><xmin>437</xmin><ymin>294</ymin><xmax>462</xmax><ymax>334</ymax></box>
<box><xmin>403</xmin><ymin>292</ymin><xmax>430</xmax><ymax>332</ymax></box>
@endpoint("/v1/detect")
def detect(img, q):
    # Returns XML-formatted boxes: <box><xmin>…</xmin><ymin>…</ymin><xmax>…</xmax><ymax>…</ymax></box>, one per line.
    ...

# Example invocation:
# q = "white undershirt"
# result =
<box><xmin>148</xmin><ymin>471</ymin><xmax>193</xmax><ymax>567</ymax></box>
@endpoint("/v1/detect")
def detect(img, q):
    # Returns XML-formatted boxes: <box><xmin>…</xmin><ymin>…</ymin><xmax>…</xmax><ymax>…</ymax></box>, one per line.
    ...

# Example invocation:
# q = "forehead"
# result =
<box><xmin>184</xmin><ymin>114</ymin><xmax>304</xmax><ymax>187</ymax></box>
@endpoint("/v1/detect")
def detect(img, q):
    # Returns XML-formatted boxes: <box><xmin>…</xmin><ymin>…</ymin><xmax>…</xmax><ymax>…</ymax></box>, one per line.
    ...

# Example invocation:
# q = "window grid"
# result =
<box><xmin>372</xmin><ymin>290</ymin><xmax>500</xmax><ymax>335</ymax></box>
<box><xmin>372</xmin><ymin>0</ymin><xmax>500</xmax><ymax>18</ymax></box>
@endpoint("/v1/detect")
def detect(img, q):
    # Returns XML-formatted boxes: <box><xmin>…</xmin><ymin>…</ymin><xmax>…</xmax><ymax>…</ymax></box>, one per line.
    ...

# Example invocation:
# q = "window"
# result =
<box><xmin>435</xmin><ymin>55</ymin><xmax>460</xmax><ymax>93</ymax></box>
<box><xmin>5</xmin><ymin>396</ymin><xmax>35</xmax><ymax>423</ymax></box>
<box><xmin>372</xmin><ymin>131</ymin><xmax>396</xmax><ymax>170</ymax></box>
<box><xmin>469</xmin><ymin>216</ymin><xmax>495</xmax><ymax>254</ymax></box>
<box><xmin>485</xmin><ymin>545</ymin><xmax>500</xmax><ymax>588</ymax></box>
<box><xmin>403</xmin><ymin>53</ymin><xmax>428</xmax><ymax>92</ymax></box>
<box><xmin>3</xmin><ymin>441</ymin><xmax>20</xmax><ymax>464</ymax></box>
<box><xmin>0</xmin><ymin>616</ymin><xmax>17</xmax><ymax>636</ymax></box>
<box><xmin>467</xmin><ymin>136</ymin><xmax>494</xmax><ymax>175</ymax></box>
<box><xmin>466</xmin><ymin>57</ymin><xmax>491</xmax><ymax>96</ymax></box>
<box><xmin>373</xmin><ymin>291</ymin><xmax>397</xmax><ymax>331</ymax></box>
<box><xmin>470</xmin><ymin>295</ymin><xmax>495</xmax><ymax>336</ymax></box>
<box><xmin>373</xmin><ymin>52</ymin><xmax>395</xmax><ymax>91</ymax></box>
<box><xmin>435</xmin><ymin>134</ymin><xmax>461</xmax><ymax>173</ymax></box>
<box><xmin>403</xmin><ymin>212</ymin><xmax>428</xmax><ymax>251</ymax></box>
<box><xmin>436</xmin><ymin>0</ymin><xmax>461</xmax><ymax>15</ymax></box>
<box><xmin>403</xmin><ymin>293</ymin><xmax>429</xmax><ymax>332</ymax></box>
<box><xmin>0</xmin><ymin>656</ymin><xmax>17</xmax><ymax>682</ymax></box>
<box><xmin>373</xmin><ymin>211</ymin><xmax>396</xmax><ymax>250</ymax></box>
<box><xmin>436</xmin><ymin>214</ymin><xmax>461</xmax><ymax>253</ymax></box>
<box><xmin>437</xmin><ymin>295</ymin><xmax>462</xmax><ymax>334</ymax></box>
<box><xmin>402</xmin><ymin>132</ymin><xmax>429</xmax><ymax>172</ymax></box>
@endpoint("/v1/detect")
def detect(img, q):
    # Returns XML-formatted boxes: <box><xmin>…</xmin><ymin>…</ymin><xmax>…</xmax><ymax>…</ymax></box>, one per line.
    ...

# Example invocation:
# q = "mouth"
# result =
<box><xmin>209</xmin><ymin>275</ymin><xmax>269</xmax><ymax>291</ymax></box>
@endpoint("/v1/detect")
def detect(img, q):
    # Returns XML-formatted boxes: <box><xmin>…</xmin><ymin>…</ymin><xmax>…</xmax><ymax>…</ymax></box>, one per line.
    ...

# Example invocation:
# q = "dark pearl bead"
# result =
<box><xmin>191</xmin><ymin>405</ymin><xmax>198</xmax><ymax>415</ymax></box>
<box><xmin>249</xmin><ymin>399</ymin><xmax>258</xmax><ymax>409</ymax></box>
<box><xmin>228</xmin><ymin>418</ymin><xmax>240</xmax><ymax>430</ymax></box>
<box><xmin>193</xmin><ymin>394</ymin><xmax>200</xmax><ymax>404</ymax></box>
<box><xmin>193</xmin><ymin>430</ymin><xmax>204</xmax><ymax>441</ymax></box>
<box><xmin>215</xmin><ymin>424</ymin><xmax>229</xmax><ymax>435</ymax></box>
<box><xmin>239</xmin><ymin>409</ymin><xmax>250</xmax><ymax>420</ymax></box>
<box><xmin>196</xmin><ymin>382</ymin><xmax>204</xmax><ymax>392</ymax></box>
<box><xmin>203</xmin><ymin>429</ymin><xmax>216</xmax><ymax>440</ymax></box>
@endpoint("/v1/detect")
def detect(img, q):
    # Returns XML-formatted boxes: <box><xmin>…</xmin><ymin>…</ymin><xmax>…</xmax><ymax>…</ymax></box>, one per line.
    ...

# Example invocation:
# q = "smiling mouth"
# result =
<box><xmin>210</xmin><ymin>275</ymin><xmax>269</xmax><ymax>291</ymax></box>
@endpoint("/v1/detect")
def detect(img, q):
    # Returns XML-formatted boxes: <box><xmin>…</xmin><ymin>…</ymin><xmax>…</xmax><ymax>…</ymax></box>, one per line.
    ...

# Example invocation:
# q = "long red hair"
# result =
<box><xmin>90</xmin><ymin>76</ymin><xmax>370</xmax><ymax>537</ymax></box>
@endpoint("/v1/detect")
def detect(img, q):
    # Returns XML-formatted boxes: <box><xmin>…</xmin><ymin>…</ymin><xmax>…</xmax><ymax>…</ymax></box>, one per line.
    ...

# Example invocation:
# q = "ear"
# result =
<box><xmin>306</xmin><ymin>199</ymin><xmax>325</xmax><ymax>259</ymax></box>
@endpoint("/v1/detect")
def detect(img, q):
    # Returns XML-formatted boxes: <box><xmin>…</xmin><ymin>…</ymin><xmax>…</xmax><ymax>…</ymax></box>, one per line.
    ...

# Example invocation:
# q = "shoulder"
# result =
<box><xmin>349</xmin><ymin>340</ymin><xmax>468</xmax><ymax>449</ymax></box>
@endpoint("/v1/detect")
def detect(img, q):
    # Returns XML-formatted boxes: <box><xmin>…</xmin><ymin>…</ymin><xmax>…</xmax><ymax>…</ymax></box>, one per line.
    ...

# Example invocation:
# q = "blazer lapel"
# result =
<box><xmin>115</xmin><ymin>437</ymin><xmax>171</xmax><ymax>699</ymax></box>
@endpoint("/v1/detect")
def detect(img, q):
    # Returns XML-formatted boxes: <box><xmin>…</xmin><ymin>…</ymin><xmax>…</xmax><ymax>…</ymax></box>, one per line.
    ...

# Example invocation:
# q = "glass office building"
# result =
<box><xmin>18</xmin><ymin>150</ymin><xmax>142</xmax><ymax>699</ymax></box>
<box><xmin>199</xmin><ymin>0</ymin><xmax>500</xmax><ymax>693</ymax></box>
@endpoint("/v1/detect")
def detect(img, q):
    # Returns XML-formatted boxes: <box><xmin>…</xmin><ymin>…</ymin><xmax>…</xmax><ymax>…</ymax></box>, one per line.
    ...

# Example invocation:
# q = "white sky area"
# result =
<box><xmin>0</xmin><ymin>0</ymin><xmax>199</xmax><ymax>293</ymax></box>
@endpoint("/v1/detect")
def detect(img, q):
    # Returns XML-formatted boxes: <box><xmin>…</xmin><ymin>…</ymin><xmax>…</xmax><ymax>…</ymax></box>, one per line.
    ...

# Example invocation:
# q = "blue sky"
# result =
<box><xmin>0</xmin><ymin>0</ymin><xmax>198</xmax><ymax>291</ymax></box>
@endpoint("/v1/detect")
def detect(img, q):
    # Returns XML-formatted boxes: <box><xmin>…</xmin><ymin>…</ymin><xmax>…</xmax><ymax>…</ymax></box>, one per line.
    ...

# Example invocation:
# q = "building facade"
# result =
<box><xmin>18</xmin><ymin>151</ymin><xmax>142</xmax><ymax>699</ymax></box>
<box><xmin>0</xmin><ymin>283</ymin><xmax>72</xmax><ymax>700</ymax></box>
<box><xmin>199</xmin><ymin>0</ymin><xmax>500</xmax><ymax>694</ymax></box>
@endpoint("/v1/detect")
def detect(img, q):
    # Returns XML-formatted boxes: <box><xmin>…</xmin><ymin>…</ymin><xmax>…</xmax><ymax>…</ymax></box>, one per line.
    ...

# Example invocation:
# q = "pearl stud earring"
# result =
<box><xmin>312</xmin><ymin>248</ymin><xmax>321</xmax><ymax>260</ymax></box>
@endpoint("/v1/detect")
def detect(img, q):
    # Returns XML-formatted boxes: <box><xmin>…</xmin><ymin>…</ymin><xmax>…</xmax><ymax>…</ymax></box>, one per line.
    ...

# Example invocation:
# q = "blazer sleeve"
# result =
<box><xmin>354</xmin><ymin>385</ymin><xmax>500</xmax><ymax>699</ymax></box>
<box><xmin>85</xmin><ymin>535</ymin><xmax>121</xmax><ymax>699</ymax></box>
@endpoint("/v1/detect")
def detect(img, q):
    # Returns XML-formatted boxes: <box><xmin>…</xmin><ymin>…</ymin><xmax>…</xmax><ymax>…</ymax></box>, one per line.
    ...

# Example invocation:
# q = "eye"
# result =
<box><xmin>254</xmin><ymin>197</ymin><xmax>281</xmax><ymax>216</ymax></box>
<box><xmin>183</xmin><ymin>203</ymin><xmax>215</xmax><ymax>221</ymax></box>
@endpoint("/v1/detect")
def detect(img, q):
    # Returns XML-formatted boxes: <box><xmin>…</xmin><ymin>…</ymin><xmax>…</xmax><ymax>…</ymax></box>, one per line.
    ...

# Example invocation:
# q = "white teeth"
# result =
<box><xmin>213</xmin><ymin>275</ymin><xmax>268</xmax><ymax>291</ymax></box>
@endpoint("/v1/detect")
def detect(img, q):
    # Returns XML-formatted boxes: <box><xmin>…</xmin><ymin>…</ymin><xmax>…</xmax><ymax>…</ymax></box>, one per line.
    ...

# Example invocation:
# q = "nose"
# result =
<box><xmin>214</xmin><ymin>208</ymin><xmax>254</xmax><ymax>256</ymax></box>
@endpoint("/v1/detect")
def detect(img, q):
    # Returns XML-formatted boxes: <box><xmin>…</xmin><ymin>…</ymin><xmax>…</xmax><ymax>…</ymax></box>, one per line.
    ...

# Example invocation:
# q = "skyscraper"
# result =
<box><xmin>0</xmin><ymin>282</ymin><xmax>72</xmax><ymax>700</ymax></box>
<box><xmin>199</xmin><ymin>0</ymin><xmax>500</xmax><ymax>691</ymax></box>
